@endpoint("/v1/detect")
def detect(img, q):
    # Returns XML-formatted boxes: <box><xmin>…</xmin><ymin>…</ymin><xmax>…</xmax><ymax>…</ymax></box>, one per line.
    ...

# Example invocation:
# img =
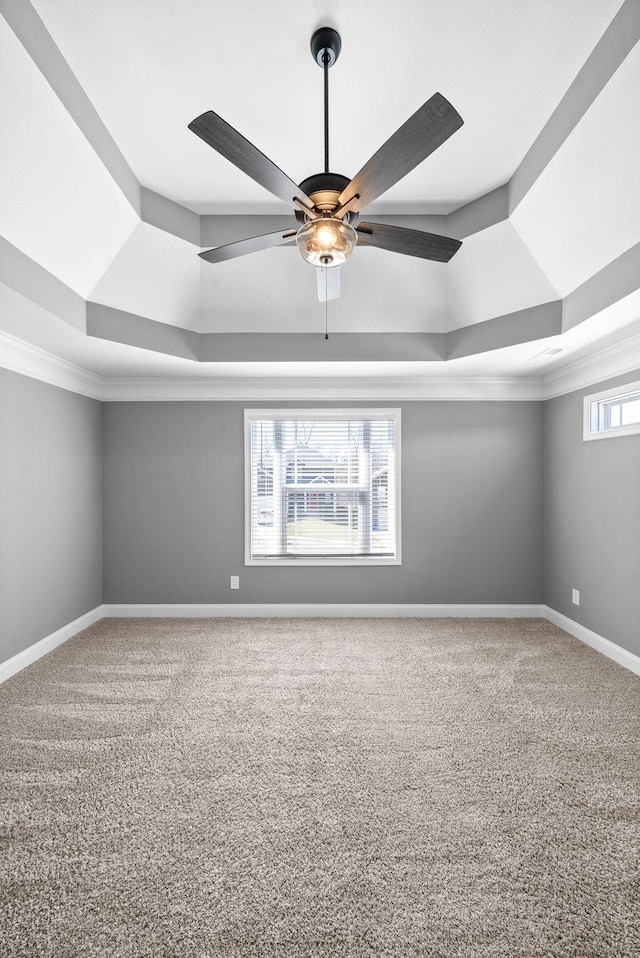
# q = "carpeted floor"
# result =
<box><xmin>0</xmin><ymin>617</ymin><xmax>638</xmax><ymax>957</ymax></box>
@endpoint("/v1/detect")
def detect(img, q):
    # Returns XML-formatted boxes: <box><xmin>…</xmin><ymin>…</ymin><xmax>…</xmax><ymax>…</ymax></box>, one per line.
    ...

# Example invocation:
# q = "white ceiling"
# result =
<box><xmin>1</xmin><ymin>0</ymin><xmax>639</xmax><ymax>392</ymax></box>
<box><xmin>28</xmin><ymin>0</ymin><xmax>621</xmax><ymax>212</ymax></box>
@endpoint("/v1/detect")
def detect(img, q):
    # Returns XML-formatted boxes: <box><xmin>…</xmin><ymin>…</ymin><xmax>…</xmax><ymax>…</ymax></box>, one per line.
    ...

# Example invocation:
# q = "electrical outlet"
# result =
<box><xmin>572</xmin><ymin>589</ymin><xmax>580</xmax><ymax>605</ymax></box>
<box><xmin>230</xmin><ymin>576</ymin><xmax>239</xmax><ymax>590</ymax></box>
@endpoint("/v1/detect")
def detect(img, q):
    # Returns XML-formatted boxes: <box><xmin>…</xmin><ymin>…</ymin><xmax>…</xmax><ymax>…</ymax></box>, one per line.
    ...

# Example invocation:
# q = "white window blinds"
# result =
<box><xmin>245</xmin><ymin>409</ymin><xmax>401</xmax><ymax>565</ymax></box>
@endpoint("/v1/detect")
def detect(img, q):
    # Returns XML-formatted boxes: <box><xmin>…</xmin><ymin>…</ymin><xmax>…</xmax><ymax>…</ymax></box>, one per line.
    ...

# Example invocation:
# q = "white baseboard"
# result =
<box><xmin>544</xmin><ymin>606</ymin><xmax>640</xmax><ymax>677</ymax></box>
<box><xmin>103</xmin><ymin>603</ymin><xmax>544</xmax><ymax>618</ymax></box>
<box><xmin>0</xmin><ymin>606</ymin><xmax>105</xmax><ymax>684</ymax></box>
<box><xmin>4</xmin><ymin>604</ymin><xmax>637</xmax><ymax>684</ymax></box>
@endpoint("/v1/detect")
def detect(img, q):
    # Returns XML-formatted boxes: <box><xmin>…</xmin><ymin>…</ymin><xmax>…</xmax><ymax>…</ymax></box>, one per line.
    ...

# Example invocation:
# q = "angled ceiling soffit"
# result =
<box><xmin>0</xmin><ymin>236</ymin><xmax>86</xmax><ymax>331</ymax></box>
<box><xmin>0</xmin><ymin>230</ymin><xmax>632</xmax><ymax>364</ymax></box>
<box><xmin>1</xmin><ymin>0</ymin><xmax>140</xmax><ymax>214</ymax></box>
<box><xmin>85</xmin><ymin>300</ymin><xmax>562</xmax><ymax>364</ymax></box>
<box><xmin>508</xmin><ymin>0</ymin><xmax>640</xmax><ymax>214</ymax></box>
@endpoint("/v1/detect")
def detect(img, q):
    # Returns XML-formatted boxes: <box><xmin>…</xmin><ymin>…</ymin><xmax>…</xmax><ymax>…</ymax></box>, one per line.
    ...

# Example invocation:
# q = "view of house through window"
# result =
<box><xmin>245</xmin><ymin>409</ymin><xmax>400</xmax><ymax>564</ymax></box>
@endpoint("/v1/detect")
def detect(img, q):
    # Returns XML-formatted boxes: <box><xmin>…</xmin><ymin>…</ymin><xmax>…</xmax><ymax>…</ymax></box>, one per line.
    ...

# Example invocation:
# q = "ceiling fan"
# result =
<box><xmin>188</xmin><ymin>27</ymin><xmax>463</xmax><ymax>297</ymax></box>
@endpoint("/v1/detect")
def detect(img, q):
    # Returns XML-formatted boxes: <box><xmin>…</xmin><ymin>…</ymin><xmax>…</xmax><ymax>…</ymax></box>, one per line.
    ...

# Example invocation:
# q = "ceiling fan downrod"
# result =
<box><xmin>310</xmin><ymin>27</ymin><xmax>341</xmax><ymax>175</ymax></box>
<box><xmin>323</xmin><ymin>51</ymin><xmax>329</xmax><ymax>173</ymax></box>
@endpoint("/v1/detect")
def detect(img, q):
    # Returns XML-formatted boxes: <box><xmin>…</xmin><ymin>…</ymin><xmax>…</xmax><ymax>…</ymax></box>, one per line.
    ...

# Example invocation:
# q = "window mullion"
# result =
<box><xmin>272</xmin><ymin>421</ymin><xmax>286</xmax><ymax>555</ymax></box>
<box><xmin>358</xmin><ymin>420</ymin><xmax>371</xmax><ymax>554</ymax></box>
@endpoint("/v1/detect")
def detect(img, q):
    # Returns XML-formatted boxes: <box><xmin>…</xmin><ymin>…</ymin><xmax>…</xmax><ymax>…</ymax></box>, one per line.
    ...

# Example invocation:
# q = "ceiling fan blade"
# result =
<box><xmin>316</xmin><ymin>266</ymin><xmax>341</xmax><ymax>302</ymax></box>
<box><xmin>338</xmin><ymin>93</ymin><xmax>463</xmax><ymax>212</ymax></box>
<box><xmin>199</xmin><ymin>229</ymin><xmax>297</xmax><ymax>264</ymax></box>
<box><xmin>189</xmin><ymin>111</ymin><xmax>313</xmax><ymax>209</ymax></box>
<box><xmin>356</xmin><ymin>222</ymin><xmax>462</xmax><ymax>262</ymax></box>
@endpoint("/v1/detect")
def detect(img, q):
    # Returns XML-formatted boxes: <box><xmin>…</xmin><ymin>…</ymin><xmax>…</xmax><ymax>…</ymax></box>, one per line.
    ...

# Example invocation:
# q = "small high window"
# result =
<box><xmin>245</xmin><ymin>409</ymin><xmax>401</xmax><ymax>565</ymax></box>
<box><xmin>584</xmin><ymin>380</ymin><xmax>640</xmax><ymax>440</ymax></box>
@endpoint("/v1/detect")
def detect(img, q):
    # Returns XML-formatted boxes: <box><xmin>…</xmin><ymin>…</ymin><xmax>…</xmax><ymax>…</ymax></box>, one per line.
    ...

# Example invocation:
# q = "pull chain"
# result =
<box><xmin>325</xmin><ymin>269</ymin><xmax>329</xmax><ymax>339</ymax></box>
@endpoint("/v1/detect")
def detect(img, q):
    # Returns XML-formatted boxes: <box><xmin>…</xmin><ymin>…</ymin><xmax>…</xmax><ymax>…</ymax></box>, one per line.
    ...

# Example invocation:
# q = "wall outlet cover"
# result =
<box><xmin>572</xmin><ymin>589</ymin><xmax>580</xmax><ymax>605</ymax></box>
<box><xmin>230</xmin><ymin>576</ymin><xmax>239</xmax><ymax>590</ymax></box>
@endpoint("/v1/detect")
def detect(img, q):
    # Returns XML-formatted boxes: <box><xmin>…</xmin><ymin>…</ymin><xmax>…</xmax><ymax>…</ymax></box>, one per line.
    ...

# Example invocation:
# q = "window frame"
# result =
<box><xmin>244</xmin><ymin>408</ymin><xmax>402</xmax><ymax>567</ymax></box>
<box><xmin>583</xmin><ymin>379</ymin><xmax>640</xmax><ymax>441</ymax></box>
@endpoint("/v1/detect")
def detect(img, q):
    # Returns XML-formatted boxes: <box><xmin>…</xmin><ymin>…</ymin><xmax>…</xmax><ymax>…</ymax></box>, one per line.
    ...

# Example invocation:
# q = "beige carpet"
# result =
<box><xmin>1</xmin><ymin>617</ymin><xmax>638</xmax><ymax>957</ymax></box>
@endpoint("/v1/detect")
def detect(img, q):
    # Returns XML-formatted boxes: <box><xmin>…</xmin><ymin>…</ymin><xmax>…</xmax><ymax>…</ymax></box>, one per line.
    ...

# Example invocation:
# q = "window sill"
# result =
<box><xmin>245</xmin><ymin>556</ymin><xmax>402</xmax><ymax>567</ymax></box>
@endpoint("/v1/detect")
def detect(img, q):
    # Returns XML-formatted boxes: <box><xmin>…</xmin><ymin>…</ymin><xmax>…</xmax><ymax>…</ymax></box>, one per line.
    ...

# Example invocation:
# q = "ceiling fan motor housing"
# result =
<box><xmin>294</xmin><ymin>172</ymin><xmax>359</xmax><ymax>225</ymax></box>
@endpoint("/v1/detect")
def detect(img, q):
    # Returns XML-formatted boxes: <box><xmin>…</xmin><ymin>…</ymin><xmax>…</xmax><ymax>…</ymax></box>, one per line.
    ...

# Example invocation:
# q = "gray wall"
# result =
<box><xmin>4</xmin><ymin>366</ymin><xmax>637</xmax><ymax>659</ymax></box>
<box><xmin>0</xmin><ymin>369</ymin><xmax>102</xmax><ymax>661</ymax></box>
<box><xmin>544</xmin><ymin>369</ymin><xmax>640</xmax><ymax>657</ymax></box>
<box><xmin>102</xmin><ymin>401</ymin><xmax>544</xmax><ymax>605</ymax></box>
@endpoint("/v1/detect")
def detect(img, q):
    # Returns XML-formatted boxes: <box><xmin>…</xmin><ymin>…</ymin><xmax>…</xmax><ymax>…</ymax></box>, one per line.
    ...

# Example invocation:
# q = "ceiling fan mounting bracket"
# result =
<box><xmin>310</xmin><ymin>27</ymin><xmax>341</xmax><ymax>68</ymax></box>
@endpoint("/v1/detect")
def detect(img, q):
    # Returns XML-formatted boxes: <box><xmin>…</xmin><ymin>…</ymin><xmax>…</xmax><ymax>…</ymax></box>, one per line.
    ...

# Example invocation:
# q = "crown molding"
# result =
<box><xmin>100</xmin><ymin>375</ymin><xmax>543</xmax><ymax>402</ymax></box>
<box><xmin>542</xmin><ymin>331</ymin><xmax>640</xmax><ymax>398</ymax></box>
<box><xmin>0</xmin><ymin>330</ymin><xmax>543</xmax><ymax>401</ymax></box>
<box><xmin>0</xmin><ymin>330</ymin><xmax>103</xmax><ymax>399</ymax></box>
<box><xmin>3</xmin><ymin>327</ymin><xmax>640</xmax><ymax>404</ymax></box>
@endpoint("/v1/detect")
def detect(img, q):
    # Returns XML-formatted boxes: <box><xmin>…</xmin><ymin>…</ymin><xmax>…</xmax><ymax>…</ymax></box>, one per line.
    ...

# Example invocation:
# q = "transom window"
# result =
<box><xmin>245</xmin><ymin>409</ymin><xmax>401</xmax><ymax>565</ymax></box>
<box><xmin>584</xmin><ymin>380</ymin><xmax>640</xmax><ymax>440</ymax></box>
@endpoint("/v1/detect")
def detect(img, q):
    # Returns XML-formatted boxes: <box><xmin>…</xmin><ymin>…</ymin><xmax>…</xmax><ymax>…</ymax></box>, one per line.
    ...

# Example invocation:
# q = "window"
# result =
<box><xmin>584</xmin><ymin>380</ymin><xmax>640</xmax><ymax>440</ymax></box>
<box><xmin>245</xmin><ymin>409</ymin><xmax>401</xmax><ymax>565</ymax></box>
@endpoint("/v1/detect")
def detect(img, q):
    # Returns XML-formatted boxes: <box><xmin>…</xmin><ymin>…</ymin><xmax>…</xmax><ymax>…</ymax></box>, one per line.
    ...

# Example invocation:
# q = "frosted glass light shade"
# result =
<box><xmin>296</xmin><ymin>218</ymin><xmax>357</xmax><ymax>268</ymax></box>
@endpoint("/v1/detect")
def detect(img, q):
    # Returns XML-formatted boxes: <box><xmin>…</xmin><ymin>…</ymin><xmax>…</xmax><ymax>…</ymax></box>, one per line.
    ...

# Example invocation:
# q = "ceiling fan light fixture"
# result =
<box><xmin>296</xmin><ymin>217</ymin><xmax>357</xmax><ymax>268</ymax></box>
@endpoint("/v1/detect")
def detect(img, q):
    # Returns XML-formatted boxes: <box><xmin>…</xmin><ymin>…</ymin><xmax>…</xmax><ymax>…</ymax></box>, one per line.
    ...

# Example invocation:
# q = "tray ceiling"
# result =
<box><xmin>1</xmin><ymin>0</ymin><xmax>639</xmax><ymax>389</ymax></box>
